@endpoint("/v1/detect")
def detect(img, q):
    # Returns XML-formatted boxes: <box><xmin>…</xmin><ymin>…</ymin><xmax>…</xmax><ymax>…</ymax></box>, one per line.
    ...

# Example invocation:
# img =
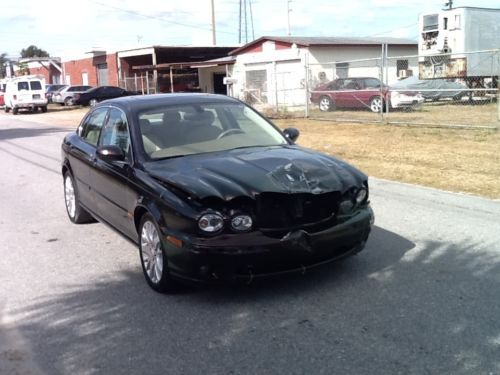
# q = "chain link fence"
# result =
<box><xmin>119</xmin><ymin>68</ymin><xmax>201</xmax><ymax>95</ymax></box>
<box><xmin>238</xmin><ymin>49</ymin><xmax>499</xmax><ymax>128</ymax></box>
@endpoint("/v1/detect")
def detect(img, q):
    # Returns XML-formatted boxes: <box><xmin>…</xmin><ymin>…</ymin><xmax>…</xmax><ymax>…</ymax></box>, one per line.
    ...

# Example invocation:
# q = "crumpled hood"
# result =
<box><xmin>144</xmin><ymin>146</ymin><xmax>366</xmax><ymax>200</ymax></box>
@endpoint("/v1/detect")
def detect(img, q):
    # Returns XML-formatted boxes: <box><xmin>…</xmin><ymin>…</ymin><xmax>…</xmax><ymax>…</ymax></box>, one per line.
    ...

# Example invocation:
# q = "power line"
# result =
<box><xmin>89</xmin><ymin>0</ymin><xmax>237</xmax><ymax>36</ymax></box>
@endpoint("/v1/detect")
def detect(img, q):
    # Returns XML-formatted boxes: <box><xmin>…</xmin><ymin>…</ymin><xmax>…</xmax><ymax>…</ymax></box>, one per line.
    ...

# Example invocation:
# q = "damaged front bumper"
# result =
<box><xmin>164</xmin><ymin>205</ymin><xmax>374</xmax><ymax>283</ymax></box>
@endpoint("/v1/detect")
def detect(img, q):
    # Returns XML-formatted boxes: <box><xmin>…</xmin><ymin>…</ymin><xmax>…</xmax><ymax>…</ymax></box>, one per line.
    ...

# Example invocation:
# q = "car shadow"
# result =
<box><xmin>5</xmin><ymin>226</ymin><xmax>500</xmax><ymax>374</ymax></box>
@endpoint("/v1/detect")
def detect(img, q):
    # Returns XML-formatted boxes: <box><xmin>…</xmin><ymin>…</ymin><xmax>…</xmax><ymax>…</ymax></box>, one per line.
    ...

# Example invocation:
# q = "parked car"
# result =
<box><xmin>72</xmin><ymin>86</ymin><xmax>139</xmax><ymax>106</ymax></box>
<box><xmin>391</xmin><ymin>76</ymin><xmax>468</xmax><ymax>101</ymax></box>
<box><xmin>310</xmin><ymin>77</ymin><xmax>423</xmax><ymax>112</ymax></box>
<box><xmin>45</xmin><ymin>84</ymin><xmax>67</xmax><ymax>103</ymax></box>
<box><xmin>52</xmin><ymin>85</ymin><xmax>93</xmax><ymax>106</ymax></box>
<box><xmin>4</xmin><ymin>75</ymin><xmax>48</xmax><ymax>114</ymax></box>
<box><xmin>0</xmin><ymin>92</ymin><xmax>4</xmax><ymax>107</ymax></box>
<box><xmin>61</xmin><ymin>93</ymin><xmax>374</xmax><ymax>292</ymax></box>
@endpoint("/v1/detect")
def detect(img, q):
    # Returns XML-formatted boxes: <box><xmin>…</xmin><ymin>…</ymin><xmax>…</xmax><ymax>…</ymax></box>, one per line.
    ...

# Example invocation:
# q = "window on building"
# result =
<box><xmin>454</xmin><ymin>15</ymin><xmax>461</xmax><ymax>29</ymax></box>
<box><xmin>245</xmin><ymin>69</ymin><xmax>267</xmax><ymax>103</ymax></box>
<box><xmin>335</xmin><ymin>63</ymin><xmax>349</xmax><ymax>79</ymax></box>
<box><xmin>397</xmin><ymin>60</ymin><xmax>409</xmax><ymax>76</ymax></box>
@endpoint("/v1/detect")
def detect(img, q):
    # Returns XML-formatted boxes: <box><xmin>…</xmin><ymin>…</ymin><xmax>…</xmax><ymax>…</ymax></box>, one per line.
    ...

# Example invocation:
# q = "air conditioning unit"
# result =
<box><xmin>398</xmin><ymin>69</ymin><xmax>413</xmax><ymax>78</ymax></box>
<box><xmin>223</xmin><ymin>77</ymin><xmax>237</xmax><ymax>85</ymax></box>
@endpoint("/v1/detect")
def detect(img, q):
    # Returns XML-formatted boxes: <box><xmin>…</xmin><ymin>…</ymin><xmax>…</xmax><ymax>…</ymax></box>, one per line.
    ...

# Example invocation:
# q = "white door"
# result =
<box><xmin>82</xmin><ymin>72</ymin><xmax>89</xmax><ymax>85</ymax></box>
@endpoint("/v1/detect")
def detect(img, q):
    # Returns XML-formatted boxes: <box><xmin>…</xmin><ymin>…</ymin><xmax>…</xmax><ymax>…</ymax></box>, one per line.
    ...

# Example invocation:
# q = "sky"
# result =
<box><xmin>0</xmin><ymin>0</ymin><xmax>498</xmax><ymax>59</ymax></box>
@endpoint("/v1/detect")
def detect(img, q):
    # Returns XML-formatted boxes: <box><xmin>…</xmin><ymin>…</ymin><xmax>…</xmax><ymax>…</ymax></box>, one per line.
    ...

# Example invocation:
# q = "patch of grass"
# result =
<box><xmin>274</xmin><ymin>118</ymin><xmax>500</xmax><ymax>199</ymax></box>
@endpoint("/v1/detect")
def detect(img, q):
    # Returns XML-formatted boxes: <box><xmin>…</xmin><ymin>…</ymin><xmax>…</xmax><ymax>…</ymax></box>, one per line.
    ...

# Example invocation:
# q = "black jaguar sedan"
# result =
<box><xmin>61</xmin><ymin>93</ymin><xmax>374</xmax><ymax>293</ymax></box>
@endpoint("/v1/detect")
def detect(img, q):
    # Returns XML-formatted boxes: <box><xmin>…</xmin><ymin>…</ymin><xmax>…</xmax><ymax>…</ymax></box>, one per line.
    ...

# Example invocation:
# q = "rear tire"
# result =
<box><xmin>139</xmin><ymin>213</ymin><xmax>181</xmax><ymax>293</ymax></box>
<box><xmin>4</xmin><ymin>106</ymin><xmax>10</xmax><ymax>113</ymax></box>
<box><xmin>12</xmin><ymin>107</ymin><xmax>18</xmax><ymax>115</ymax></box>
<box><xmin>41</xmin><ymin>106</ymin><xmax>48</xmax><ymax>113</ymax></box>
<box><xmin>89</xmin><ymin>98</ymin><xmax>98</xmax><ymax>107</ymax></box>
<box><xmin>64</xmin><ymin>97</ymin><xmax>74</xmax><ymax>106</ymax></box>
<box><xmin>319</xmin><ymin>96</ymin><xmax>334</xmax><ymax>112</ymax></box>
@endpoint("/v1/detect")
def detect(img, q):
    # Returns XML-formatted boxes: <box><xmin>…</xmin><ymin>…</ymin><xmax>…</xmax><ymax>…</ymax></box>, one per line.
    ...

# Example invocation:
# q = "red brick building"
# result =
<box><xmin>62</xmin><ymin>52</ymin><xmax>119</xmax><ymax>86</ymax></box>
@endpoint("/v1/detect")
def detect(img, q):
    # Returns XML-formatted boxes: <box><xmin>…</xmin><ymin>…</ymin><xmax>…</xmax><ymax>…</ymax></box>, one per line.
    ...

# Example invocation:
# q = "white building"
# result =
<box><xmin>198</xmin><ymin>36</ymin><xmax>418</xmax><ymax>109</ymax></box>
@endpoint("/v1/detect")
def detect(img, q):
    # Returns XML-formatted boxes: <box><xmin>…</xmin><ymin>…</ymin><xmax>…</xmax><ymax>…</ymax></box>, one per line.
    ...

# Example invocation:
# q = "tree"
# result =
<box><xmin>0</xmin><ymin>53</ymin><xmax>8</xmax><ymax>78</ymax></box>
<box><xmin>20</xmin><ymin>45</ymin><xmax>49</xmax><ymax>58</ymax></box>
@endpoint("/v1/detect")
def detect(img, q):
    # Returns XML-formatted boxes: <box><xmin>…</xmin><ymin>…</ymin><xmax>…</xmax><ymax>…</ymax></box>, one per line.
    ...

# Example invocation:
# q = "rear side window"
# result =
<box><xmin>17</xmin><ymin>82</ymin><xmax>29</xmax><ymax>90</ymax></box>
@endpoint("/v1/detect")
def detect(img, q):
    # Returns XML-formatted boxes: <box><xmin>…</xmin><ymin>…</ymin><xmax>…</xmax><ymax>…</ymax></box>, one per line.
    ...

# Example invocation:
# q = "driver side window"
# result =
<box><xmin>99</xmin><ymin>108</ymin><xmax>131</xmax><ymax>159</ymax></box>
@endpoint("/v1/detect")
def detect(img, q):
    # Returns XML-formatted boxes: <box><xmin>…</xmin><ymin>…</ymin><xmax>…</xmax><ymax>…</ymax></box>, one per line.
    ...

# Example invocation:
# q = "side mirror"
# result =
<box><xmin>96</xmin><ymin>145</ymin><xmax>125</xmax><ymax>162</ymax></box>
<box><xmin>283</xmin><ymin>127</ymin><xmax>300</xmax><ymax>143</ymax></box>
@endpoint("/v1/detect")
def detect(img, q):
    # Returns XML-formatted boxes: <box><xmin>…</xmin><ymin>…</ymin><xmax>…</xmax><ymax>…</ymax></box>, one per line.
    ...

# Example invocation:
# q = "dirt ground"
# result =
<box><xmin>3</xmin><ymin>104</ymin><xmax>499</xmax><ymax>198</ymax></box>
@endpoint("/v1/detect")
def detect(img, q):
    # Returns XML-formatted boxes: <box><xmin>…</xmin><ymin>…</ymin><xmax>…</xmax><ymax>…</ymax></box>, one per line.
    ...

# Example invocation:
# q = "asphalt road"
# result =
<box><xmin>1</xmin><ymin>114</ymin><xmax>500</xmax><ymax>375</ymax></box>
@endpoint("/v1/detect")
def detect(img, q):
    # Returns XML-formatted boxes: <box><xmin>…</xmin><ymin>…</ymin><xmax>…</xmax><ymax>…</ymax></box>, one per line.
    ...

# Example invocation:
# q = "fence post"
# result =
<box><xmin>273</xmin><ymin>61</ymin><xmax>278</xmax><ymax>114</ymax></box>
<box><xmin>304</xmin><ymin>52</ymin><xmax>309</xmax><ymax>118</ymax></box>
<box><xmin>170</xmin><ymin>66</ymin><xmax>174</xmax><ymax>93</ymax></box>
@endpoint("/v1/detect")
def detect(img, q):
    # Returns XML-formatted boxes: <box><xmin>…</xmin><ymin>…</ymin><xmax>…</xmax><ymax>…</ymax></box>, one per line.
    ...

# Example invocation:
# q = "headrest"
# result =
<box><xmin>163</xmin><ymin>110</ymin><xmax>181</xmax><ymax>124</ymax></box>
<box><xmin>183</xmin><ymin>110</ymin><xmax>215</xmax><ymax>125</ymax></box>
<box><xmin>139</xmin><ymin>118</ymin><xmax>151</xmax><ymax>134</ymax></box>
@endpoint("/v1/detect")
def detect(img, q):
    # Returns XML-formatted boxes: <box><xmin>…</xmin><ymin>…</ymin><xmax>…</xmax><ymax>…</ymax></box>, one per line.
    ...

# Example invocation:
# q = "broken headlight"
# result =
<box><xmin>231</xmin><ymin>215</ymin><xmax>253</xmax><ymax>232</ymax></box>
<box><xmin>356</xmin><ymin>187</ymin><xmax>368</xmax><ymax>204</ymax></box>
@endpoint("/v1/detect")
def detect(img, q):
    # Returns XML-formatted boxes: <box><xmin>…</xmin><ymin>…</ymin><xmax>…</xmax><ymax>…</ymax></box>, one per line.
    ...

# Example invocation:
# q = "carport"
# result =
<box><xmin>117</xmin><ymin>46</ymin><xmax>234</xmax><ymax>94</ymax></box>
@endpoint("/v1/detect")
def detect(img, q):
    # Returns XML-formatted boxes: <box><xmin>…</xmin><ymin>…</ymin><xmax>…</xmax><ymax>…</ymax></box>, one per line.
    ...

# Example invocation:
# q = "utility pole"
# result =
<box><xmin>287</xmin><ymin>0</ymin><xmax>292</xmax><ymax>36</ymax></box>
<box><xmin>238</xmin><ymin>0</ymin><xmax>254</xmax><ymax>44</ymax></box>
<box><xmin>211</xmin><ymin>0</ymin><xmax>216</xmax><ymax>45</ymax></box>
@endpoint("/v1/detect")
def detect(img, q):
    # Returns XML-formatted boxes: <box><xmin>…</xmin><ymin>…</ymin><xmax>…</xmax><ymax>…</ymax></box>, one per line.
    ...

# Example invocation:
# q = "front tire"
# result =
<box><xmin>12</xmin><ymin>107</ymin><xmax>18</xmax><ymax>115</ymax></box>
<box><xmin>4</xmin><ymin>106</ymin><xmax>10</xmax><ymax>113</ymax></box>
<box><xmin>64</xmin><ymin>97</ymin><xmax>74</xmax><ymax>106</ymax></box>
<box><xmin>319</xmin><ymin>96</ymin><xmax>334</xmax><ymax>112</ymax></box>
<box><xmin>370</xmin><ymin>96</ymin><xmax>384</xmax><ymax>113</ymax></box>
<box><xmin>63</xmin><ymin>171</ymin><xmax>94</xmax><ymax>224</ymax></box>
<box><xmin>41</xmin><ymin>106</ymin><xmax>48</xmax><ymax>113</ymax></box>
<box><xmin>139</xmin><ymin>213</ymin><xmax>179</xmax><ymax>293</ymax></box>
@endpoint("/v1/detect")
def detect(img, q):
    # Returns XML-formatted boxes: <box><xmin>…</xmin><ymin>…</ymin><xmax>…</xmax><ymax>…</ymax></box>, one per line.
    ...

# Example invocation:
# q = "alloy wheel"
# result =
<box><xmin>370</xmin><ymin>97</ymin><xmax>383</xmax><ymax>113</ymax></box>
<box><xmin>319</xmin><ymin>97</ymin><xmax>331</xmax><ymax>111</ymax></box>
<box><xmin>140</xmin><ymin>221</ymin><xmax>163</xmax><ymax>284</ymax></box>
<box><xmin>64</xmin><ymin>175</ymin><xmax>76</xmax><ymax>219</ymax></box>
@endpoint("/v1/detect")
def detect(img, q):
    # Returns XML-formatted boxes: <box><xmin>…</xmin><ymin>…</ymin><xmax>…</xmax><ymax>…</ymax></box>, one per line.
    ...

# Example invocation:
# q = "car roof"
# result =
<box><xmin>95</xmin><ymin>93</ymin><xmax>242</xmax><ymax>113</ymax></box>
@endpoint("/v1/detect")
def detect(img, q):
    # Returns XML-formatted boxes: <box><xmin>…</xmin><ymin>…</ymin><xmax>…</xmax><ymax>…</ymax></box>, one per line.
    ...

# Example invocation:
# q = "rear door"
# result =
<box><xmin>67</xmin><ymin>107</ymin><xmax>109</xmax><ymax>213</ymax></box>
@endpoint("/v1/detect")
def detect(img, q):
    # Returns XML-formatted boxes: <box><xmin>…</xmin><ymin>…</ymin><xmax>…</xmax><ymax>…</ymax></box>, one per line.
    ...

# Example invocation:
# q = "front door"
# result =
<box><xmin>97</xmin><ymin>63</ymin><xmax>108</xmax><ymax>86</ymax></box>
<box><xmin>91</xmin><ymin>107</ymin><xmax>136</xmax><ymax>239</ymax></box>
<box><xmin>213</xmin><ymin>73</ymin><xmax>226</xmax><ymax>94</ymax></box>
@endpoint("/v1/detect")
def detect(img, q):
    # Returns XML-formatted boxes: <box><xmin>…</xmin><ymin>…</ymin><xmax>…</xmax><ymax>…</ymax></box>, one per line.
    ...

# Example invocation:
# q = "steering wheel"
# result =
<box><xmin>217</xmin><ymin>128</ymin><xmax>245</xmax><ymax>139</ymax></box>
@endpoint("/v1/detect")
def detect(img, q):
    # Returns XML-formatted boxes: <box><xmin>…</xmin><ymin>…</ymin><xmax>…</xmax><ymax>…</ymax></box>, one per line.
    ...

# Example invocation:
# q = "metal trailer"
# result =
<box><xmin>418</xmin><ymin>7</ymin><xmax>499</xmax><ymax>87</ymax></box>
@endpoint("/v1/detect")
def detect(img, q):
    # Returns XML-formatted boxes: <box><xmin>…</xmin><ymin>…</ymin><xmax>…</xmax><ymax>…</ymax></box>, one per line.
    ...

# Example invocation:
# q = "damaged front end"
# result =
<box><xmin>147</xmin><ymin>148</ymin><xmax>374</xmax><ymax>283</ymax></box>
<box><xmin>163</xmin><ymin>180</ymin><xmax>373</xmax><ymax>284</ymax></box>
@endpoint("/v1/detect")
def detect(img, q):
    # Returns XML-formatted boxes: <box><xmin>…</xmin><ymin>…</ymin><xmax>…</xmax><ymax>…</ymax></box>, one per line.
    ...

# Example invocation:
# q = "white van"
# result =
<box><xmin>4</xmin><ymin>75</ymin><xmax>48</xmax><ymax>114</ymax></box>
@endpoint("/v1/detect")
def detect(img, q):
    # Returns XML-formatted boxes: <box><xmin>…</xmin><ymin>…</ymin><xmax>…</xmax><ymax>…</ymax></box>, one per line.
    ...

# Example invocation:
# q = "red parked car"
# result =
<box><xmin>0</xmin><ymin>82</ymin><xmax>5</xmax><ymax>107</ymax></box>
<box><xmin>310</xmin><ymin>77</ymin><xmax>423</xmax><ymax>112</ymax></box>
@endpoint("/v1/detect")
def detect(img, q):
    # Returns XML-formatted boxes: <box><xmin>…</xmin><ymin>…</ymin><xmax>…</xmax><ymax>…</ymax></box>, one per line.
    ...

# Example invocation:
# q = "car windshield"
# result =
<box><xmin>138</xmin><ymin>102</ymin><xmax>288</xmax><ymax>159</ymax></box>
